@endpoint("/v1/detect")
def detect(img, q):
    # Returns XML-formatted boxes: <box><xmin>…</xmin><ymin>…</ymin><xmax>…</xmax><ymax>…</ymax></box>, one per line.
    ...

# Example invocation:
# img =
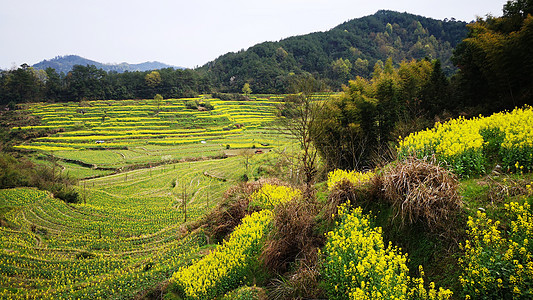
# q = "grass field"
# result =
<box><xmin>0</xmin><ymin>151</ymin><xmax>276</xmax><ymax>299</ymax></box>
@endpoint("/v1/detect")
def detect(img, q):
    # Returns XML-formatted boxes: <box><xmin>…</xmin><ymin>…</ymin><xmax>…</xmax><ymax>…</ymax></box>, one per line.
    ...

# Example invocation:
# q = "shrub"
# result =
<box><xmin>459</xmin><ymin>201</ymin><xmax>533</xmax><ymax>299</ymax></box>
<box><xmin>0</xmin><ymin>152</ymin><xmax>79</xmax><ymax>203</ymax></box>
<box><xmin>321</xmin><ymin>203</ymin><xmax>452</xmax><ymax>299</ymax></box>
<box><xmin>184</xmin><ymin>100</ymin><xmax>198</xmax><ymax>110</ymax></box>
<box><xmin>261</xmin><ymin>197</ymin><xmax>320</xmax><ymax>275</ymax></box>
<box><xmin>199</xmin><ymin>101</ymin><xmax>214</xmax><ymax>111</ymax></box>
<box><xmin>222</xmin><ymin>285</ymin><xmax>267</xmax><ymax>300</ymax></box>
<box><xmin>172</xmin><ymin>210</ymin><xmax>273</xmax><ymax>299</ymax></box>
<box><xmin>378</xmin><ymin>158</ymin><xmax>461</xmax><ymax>232</ymax></box>
<box><xmin>203</xmin><ymin>181</ymin><xmax>261</xmax><ymax>242</ymax></box>
<box><xmin>53</xmin><ymin>186</ymin><xmax>79</xmax><ymax>203</ymax></box>
<box><xmin>324</xmin><ymin>177</ymin><xmax>381</xmax><ymax>227</ymax></box>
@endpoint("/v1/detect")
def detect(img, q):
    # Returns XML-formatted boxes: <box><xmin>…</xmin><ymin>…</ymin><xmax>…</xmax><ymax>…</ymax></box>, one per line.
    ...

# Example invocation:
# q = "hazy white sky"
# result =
<box><xmin>0</xmin><ymin>0</ymin><xmax>506</xmax><ymax>69</ymax></box>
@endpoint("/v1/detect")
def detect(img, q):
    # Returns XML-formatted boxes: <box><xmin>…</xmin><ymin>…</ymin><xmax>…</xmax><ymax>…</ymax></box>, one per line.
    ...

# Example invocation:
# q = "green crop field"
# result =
<box><xmin>15</xmin><ymin>95</ymin><xmax>284</xmax><ymax>151</ymax></box>
<box><xmin>0</xmin><ymin>93</ymin><xmax>332</xmax><ymax>298</ymax></box>
<box><xmin>12</xmin><ymin>95</ymin><xmax>300</xmax><ymax>177</ymax></box>
<box><xmin>0</xmin><ymin>150</ymin><xmax>277</xmax><ymax>299</ymax></box>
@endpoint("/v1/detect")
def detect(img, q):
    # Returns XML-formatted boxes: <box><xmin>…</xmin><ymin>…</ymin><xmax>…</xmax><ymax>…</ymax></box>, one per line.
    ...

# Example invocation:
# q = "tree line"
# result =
<box><xmin>1</xmin><ymin>10</ymin><xmax>469</xmax><ymax>105</ymax></box>
<box><xmin>0</xmin><ymin>65</ymin><xmax>210</xmax><ymax>106</ymax></box>
<box><xmin>200</xmin><ymin>10</ymin><xmax>467</xmax><ymax>93</ymax></box>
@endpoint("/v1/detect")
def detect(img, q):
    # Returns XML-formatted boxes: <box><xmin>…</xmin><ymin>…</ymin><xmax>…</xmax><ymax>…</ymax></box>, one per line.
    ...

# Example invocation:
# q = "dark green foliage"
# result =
<box><xmin>241</xmin><ymin>173</ymin><xmax>249</xmax><ymax>182</ymax></box>
<box><xmin>76</xmin><ymin>251</ymin><xmax>95</xmax><ymax>260</ymax></box>
<box><xmin>0</xmin><ymin>64</ymin><xmax>43</xmax><ymax>104</ymax></box>
<box><xmin>202</xmin><ymin>10</ymin><xmax>467</xmax><ymax>93</ymax></box>
<box><xmin>452</xmin><ymin>0</ymin><xmax>533</xmax><ymax>112</ymax></box>
<box><xmin>184</xmin><ymin>100</ymin><xmax>198</xmax><ymax>110</ymax></box>
<box><xmin>480</xmin><ymin>127</ymin><xmax>506</xmax><ymax>165</ymax></box>
<box><xmin>53</xmin><ymin>186</ymin><xmax>79</xmax><ymax>203</ymax></box>
<box><xmin>0</xmin><ymin>152</ymin><xmax>79</xmax><ymax>203</ymax></box>
<box><xmin>65</xmin><ymin>65</ymin><xmax>107</xmax><ymax>101</ymax></box>
<box><xmin>183</xmin><ymin>99</ymin><xmax>214</xmax><ymax>111</ymax></box>
<box><xmin>0</xmin><ymin>65</ymin><xmax>207</xmax><ymax>105</ymax></box>
<box><xmin>312</xmin><ymin>59</ymin><xmax>448</xmax><ymax>171</ymax></box>
<box><xmin>420</xmin><ymin>60</ymin><xmax>453</xmax><ymax>115</ymax></box>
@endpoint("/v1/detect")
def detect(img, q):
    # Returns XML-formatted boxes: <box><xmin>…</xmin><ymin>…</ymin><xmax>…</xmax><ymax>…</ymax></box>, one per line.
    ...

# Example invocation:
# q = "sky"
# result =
<box><xmin>0</xmin><ymin>0</ymin><xmax>507</xmax><ymax>70</ymax></box>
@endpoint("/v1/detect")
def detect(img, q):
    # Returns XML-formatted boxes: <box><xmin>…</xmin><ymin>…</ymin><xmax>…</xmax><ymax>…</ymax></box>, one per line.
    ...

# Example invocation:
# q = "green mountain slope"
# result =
<box><xmin>201</xmin><ymin>10</ymin><xmax>468</xmax><ymax>93</ymax></box>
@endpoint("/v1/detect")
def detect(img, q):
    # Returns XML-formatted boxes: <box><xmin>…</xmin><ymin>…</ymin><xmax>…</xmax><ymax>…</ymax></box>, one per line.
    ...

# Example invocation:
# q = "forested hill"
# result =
<box><xmin>32</xmin><ymin>55</ymin><xmax>180</xmax><ymax>74</ymax></box>
<box><xmin>201</xmin><ymin>10</ymin><xmax>468</xmax><ymax>93</ymax></box>
<box><xmin>0</xmin><ymin>10</ymin><xmax>470</xmax><ymax>104</ymax></box>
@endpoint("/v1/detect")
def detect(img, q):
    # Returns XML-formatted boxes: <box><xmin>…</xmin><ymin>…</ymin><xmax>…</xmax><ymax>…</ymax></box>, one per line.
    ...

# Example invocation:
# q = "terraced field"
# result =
<box><xmin>12</xmin><ymin>94</ymin><xmax>304</xmax><ymax>177</ymax></box>
<box><xmin>0</xmin><ymin>153</ymin><xmax>273</xmax><ymax>299</ymax></box>
<box><xmin>15</xmin><ymin>95</ymin><xmax>282</xmax><ymax>150</ymax></box>
<box><xmin>0</xmin><ymin>93</ymin><xmax>331</xmax><ymax>298</ymax></box>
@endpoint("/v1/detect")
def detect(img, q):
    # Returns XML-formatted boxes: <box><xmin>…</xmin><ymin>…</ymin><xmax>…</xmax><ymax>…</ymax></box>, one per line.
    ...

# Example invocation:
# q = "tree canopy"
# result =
<box><xmin>452</xmin><ymin>0</ymin><xmax>533</xmax><ymax>112</ymax></box>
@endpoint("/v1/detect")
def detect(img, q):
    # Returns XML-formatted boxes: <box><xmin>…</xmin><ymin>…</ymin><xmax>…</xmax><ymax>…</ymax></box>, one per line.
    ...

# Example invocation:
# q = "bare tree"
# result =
<box><xmin>278</xmin><ymin>75</ymin><xmax>328</xmax><ymax>198</ymax></box>
<box><xmin>239</xmin><ymin>149</ymin><xmax>254</xmax><ymax>180</ymax></box>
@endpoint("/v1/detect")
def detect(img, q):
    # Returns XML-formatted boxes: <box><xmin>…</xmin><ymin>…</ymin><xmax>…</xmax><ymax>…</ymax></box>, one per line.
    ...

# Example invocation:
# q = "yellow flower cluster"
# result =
<box><xmin>171</xmin><ymin>210</ymin><xmax>273</xmax><ymax>299</ymax></box>
<box><xmin>321</xmin><ymin>203</ymin><xmax>452</xmax><ymax>300</ymax></box>
<box><xmin>398</xmin><ymin>106</ymin><xmax>533</xmax><ymax>175</ymax></box>
<box><xmin>327</xmin><ymin>169</ymin><xmax>375</xmax><ymax>191</ymax></box>
<box><xmin>248</xmin><ymin>184</ymin><xmax>302</xmax><ymax>209</ymax></box>
<box><xmin>460</xmin><ymin>202</ymin><xmax>533</xmax><ymax>298</ymax></box>
<box><xmin>13</xmin><ymin>144</ymin><xmax>76</xmax><ymax>151</ymax></box>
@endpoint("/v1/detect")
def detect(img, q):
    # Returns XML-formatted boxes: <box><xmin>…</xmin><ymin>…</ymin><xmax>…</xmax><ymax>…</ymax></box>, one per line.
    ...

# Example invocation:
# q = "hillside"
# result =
<box><xmin>32</xmin><ymin>55</ymin><xmax>181</xmax><ymax>74</ymax></box>
<box><xmin>4</xmin><ymin>99</ymin><xmax>533</xmax><ymax>299</ymax></box>
<box><xmin>1</xmin><ymin>10</ymin><xmax>469</xmax><ymax>104</ymax></box>
<box><xmin>201</xmin><ymin>10</ymin><xmax>468</xmax><ymax>93</ymax></box>
<box><xmin>3</xmin><ymin>1</ymin><xmax>533</xmax><ymax>298</ymax></box>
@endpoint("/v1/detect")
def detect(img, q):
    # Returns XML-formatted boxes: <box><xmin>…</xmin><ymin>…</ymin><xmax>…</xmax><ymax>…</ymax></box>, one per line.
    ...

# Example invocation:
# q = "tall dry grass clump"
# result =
<box><xmin>203</xmin><ymin>178</ymin><xmax>285</xmax><ymax>242</ymax></box>
<box><xmin>261</xmin><ymin>197</ymin><xmax>321</xmax><ymax>274</ymax></box>
<box><xmin>261</xmin><ymin>196</ymin><xmax>324</xmax><ymax>299</ymax></box>
<box><xmin>378</xmin><ymin>158</ymin><xmax>462</xmax><ymax>232</ymax></box>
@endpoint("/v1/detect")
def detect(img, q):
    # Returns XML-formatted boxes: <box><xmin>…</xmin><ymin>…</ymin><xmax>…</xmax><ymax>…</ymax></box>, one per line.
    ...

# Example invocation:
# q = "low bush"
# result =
<box><xmin>459</xmin><ymin>201</ymin><xmax>533</xmax><ymax>299</ymax></box>
<box><xmin>321</xmin><ymin>203</ymin><xmax>453</xmax><ymax>299</ymax></box>
<box><xmin>202</xmin><ymin>181</ymin><xmax>260</xmax><ymax>242</ymax></box>
<box><xmin>172</xmin><ymin>210</ymin><xmax>273</xmax><ymax>299</ymax></box>
<box><xmin>378</xmin><ymin>158</ymin><xmax>462</xmax><ymax>232</ymax></box>
<box><xmin>261</xmin><ymin>196</ymin><xmax>321</xmax><ymax>275</ymax></box>
<box><xmin>222</xmin><ymin>285</ymin><xmax>267</xmax><ymax>300</ymax></box>
<box><xmin>0</xmin><ymin>152</ymin><xmax>79</xmax><ymax>203</ymax></box>
<box><xmin>201</xmin><ymin>179</ymin><xmax>286</xmax><ymax>242</ymax></box>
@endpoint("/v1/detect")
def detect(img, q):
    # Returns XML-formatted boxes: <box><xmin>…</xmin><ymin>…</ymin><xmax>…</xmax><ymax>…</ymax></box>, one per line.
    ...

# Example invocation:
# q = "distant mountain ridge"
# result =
<box><xmin>32</xmin><ymin>55</ymin><xmax>181</xmax><ymax>73</ymax></box>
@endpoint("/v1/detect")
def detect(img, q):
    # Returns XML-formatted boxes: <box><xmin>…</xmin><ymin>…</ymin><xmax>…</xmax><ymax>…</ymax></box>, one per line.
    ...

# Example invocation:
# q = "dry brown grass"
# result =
<box><xmin>267</xmin><ymin>253</ymin><xmax>323</xmax><ymax>300</ymax></box>
<box><xmin>323</xmin><ymin>179</ymin><xmax>379</xmax><ymax>226</ymax></box>
<box><xmin>199</xmin><ymin>178</ymin><xmax>287</xmax><ymax>242</ymax></box>
<box><xmin>378</xmin><ymin>158</ymin><xmax>462</xmax><ymax>232</ymax></box>
<box><xmin>261</xmin><ymin>197</ymin><xmax>322</xmax><ymax>275</ymax></box>
<box><xmin>486</xmin><ymin>175</ymin><xmax>530</xmax><ymax>203</ymax></box>
<box><xmin>323</xmin><ymin>179</ymin><xmax>358</xmax><ymax>222</ymax></box>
